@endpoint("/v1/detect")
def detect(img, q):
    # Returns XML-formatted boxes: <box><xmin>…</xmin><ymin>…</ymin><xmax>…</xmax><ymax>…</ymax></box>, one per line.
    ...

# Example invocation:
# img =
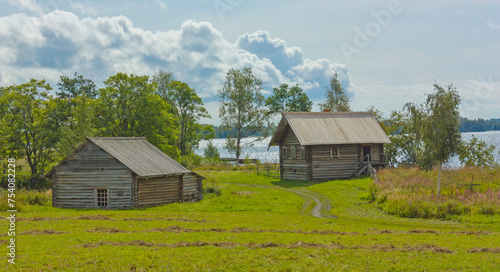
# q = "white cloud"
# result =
<box><xmin>1</xmin><ymin>0</ymin><xmax>44</xmax><ymax>14</ymax></box>
<box><xmin>237</xmin><ymin>31</ymin><xmax>304</xmax><ymax>73</ymax></box>
<box><xmin>0</xmin><ymin>11</ymin><xmax>350</xmax><ymax>102</ymax></box>
<box><xmin>2</xmin><ymin>9</ymin><xmax>496</xmax><ymax>123</ymax></box>
<box><xmin>155</xmin><ymin>0</ymin><xmax>167</xmax><ymax>11</ymax></box>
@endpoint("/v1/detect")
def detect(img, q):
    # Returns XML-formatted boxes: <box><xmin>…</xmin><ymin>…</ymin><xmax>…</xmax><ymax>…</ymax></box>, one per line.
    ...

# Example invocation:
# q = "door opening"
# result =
<box><xmin>362</xmin><ymin>146</ymin><xmax>371</xmax><ymax>161</ymax></box>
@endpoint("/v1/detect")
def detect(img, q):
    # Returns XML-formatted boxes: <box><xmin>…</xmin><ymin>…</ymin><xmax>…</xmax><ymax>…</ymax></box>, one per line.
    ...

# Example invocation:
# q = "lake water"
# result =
<box><xmin>195</xmin><ymin>131</ymin><xmax>500</xmax><ymax>167</ymax></box>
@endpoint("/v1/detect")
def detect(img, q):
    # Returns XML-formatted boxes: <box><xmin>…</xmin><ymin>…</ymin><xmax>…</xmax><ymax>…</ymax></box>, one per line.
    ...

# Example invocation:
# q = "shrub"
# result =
<box><xmin>372</xmin><ymin>167</ymin><xmax>500</xmax><ymax>219</ymax></box>
<box><xmin>203</xmin><ymin>141</ymin><xmax>220</xmax><ymax>160</ymax></box>
<box><xmin>179</xmin><ymin>154</ymin><xmax>203</xmax><ymax>169</ymax></box>
<box><xmin>17</xmin><ymin>189</ymin><xmax>52</xmax><ymax>206</ymax></box>
<box><xmin>0</xmin><ymin>189</ymin><xmax>52</xmax><ymax>211</ymax></box>
<box><xmin>202</xmin><ymin>186</ymin><xmax>222</xmax><ymax>197</ymax></box>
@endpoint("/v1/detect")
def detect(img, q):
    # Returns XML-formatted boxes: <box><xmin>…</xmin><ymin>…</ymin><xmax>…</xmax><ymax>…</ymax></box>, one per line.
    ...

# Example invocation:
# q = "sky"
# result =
<box><xmin>0</xmin><ymin>0</ymin><xmax>499</xmax><ymax>125</ymax></box>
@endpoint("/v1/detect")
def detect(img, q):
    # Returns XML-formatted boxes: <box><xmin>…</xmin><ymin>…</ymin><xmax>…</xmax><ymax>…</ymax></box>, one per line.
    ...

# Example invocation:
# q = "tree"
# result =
<box><xmin>265</xmin><ymin>84</ymin><xmax>312</xmax><ymax>116</ymax></box>
<box><xmin>152</xmin><ymin>70</ymin><xmax>175</xmax><ymax>98</ymax></box>
<box><xmin>318</xmin><ymin>74</ymin><xmax>350</xmax><ymax>112</ymax></box>
<box><xmin>204</xmin><ymin>141</ymin><xmax>220</xmax><ymax>160</ymax></box>
<box><xmin>168</xmin><ymin>81</ymin><xmax>213</xmax><ymax>155</ymax></box>
<box><xmin>1</xmin><ymin>79</ymin><xmax>59</xmax><ymax>188</ymax></box>
<box><xmin>412</xmin><ymin>83</ymin><xmax>461</xmax><ymax>197</ymax></box>
<box><xmin>458</xmin><ymin>136</ymin><xmax>495</xmax><ymax>167</ymax></box>
<box><xmin>55</xmin><ymin>73</ymin><xmax>97</xmax><ymax>159</ymax></box>
<box><xmin>0</xmin><ymin>87</ymin><xmax>20</xmax><ymax>183</ymax></box>
<box><xmin>218</xmin><ymin>67</ymin><xmax>272</xmax><ymax>166</ymax></box>
<box><xmin>57</xmin><ymin>72</ymin><xmax>97</xmax><ymax>100</ymax></box>
<box><xmin>95</xmin><ymin>73</ymin><xmax>179</xmax><ymax>158</ymax></box>
<box><xmin>151</xmin><ymin>70</ymin><xmax>176</xmax><ymax>109</ymax></box>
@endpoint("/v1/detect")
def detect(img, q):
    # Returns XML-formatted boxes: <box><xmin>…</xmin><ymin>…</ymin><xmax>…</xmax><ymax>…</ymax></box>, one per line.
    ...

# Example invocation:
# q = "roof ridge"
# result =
<box><xmin>87</xmin><ymin>137</ymin><xmax>146</xmax><ymax>140</ymax></box>
<box><xmin>270</xmin><ymin>111</ymin><xmax>390</xmax><ymax>146</ymax></box>
<box><xmin>283</xmin><ymin>111</ymin><xmax>372</xmax><ymax>115</ymax></box>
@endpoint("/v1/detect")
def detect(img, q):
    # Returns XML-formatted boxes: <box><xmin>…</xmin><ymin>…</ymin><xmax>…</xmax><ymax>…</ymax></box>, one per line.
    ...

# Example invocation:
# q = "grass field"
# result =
<box><xmin>1</xmin><ymin>170</ymin><xmax>500</xmax><ymax>271</ymax></box>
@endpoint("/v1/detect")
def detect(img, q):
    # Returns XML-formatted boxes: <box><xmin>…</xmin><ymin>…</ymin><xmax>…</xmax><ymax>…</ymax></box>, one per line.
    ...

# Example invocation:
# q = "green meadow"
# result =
<box><xmin>1</xmin><ymin>170</ymin><xmax>499</xmax><ymax>271</ymax></box>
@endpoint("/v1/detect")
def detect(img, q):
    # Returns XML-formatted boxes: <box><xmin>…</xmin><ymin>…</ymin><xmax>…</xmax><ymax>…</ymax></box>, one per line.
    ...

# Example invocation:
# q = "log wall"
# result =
<box><xmin>182</xmin><ymin>173</ymin><xmax>203</xmax><ymax>202</ymax></box>
<box><xmin>371</xmin><ymin>144</ymin><xmax>384</xmax><ymax>162</ymax></box>
<box><xmin>311</xmin><ymin>144</ymin><xmax>360</xmax><ymax>180</ymax></box>
<box><xmin>137</xmin><ymin>175</ymin><xmax>181</xmax><ymax>207</ymax></box>
<box><xmin>53</xmin><ymin>141</ymin><xmax>133</xmax><ymax>209</ymax></box>
<box><xmin>280</xmin><ymin>128</ymin><xmax>308</xmax><ymax>180</ymax></box>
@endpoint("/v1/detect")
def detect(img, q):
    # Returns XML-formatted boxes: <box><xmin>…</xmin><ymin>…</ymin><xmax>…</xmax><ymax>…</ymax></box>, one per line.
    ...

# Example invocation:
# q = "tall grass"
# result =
<box><xmin>0</xmin><ymin>189</ymin><xmax>52</xmax><ymax>211</ymax></box>
<box><xmin>372</xmin><ymin>167</ymin><xmax>500</xmax><ymax>218</ymax></box>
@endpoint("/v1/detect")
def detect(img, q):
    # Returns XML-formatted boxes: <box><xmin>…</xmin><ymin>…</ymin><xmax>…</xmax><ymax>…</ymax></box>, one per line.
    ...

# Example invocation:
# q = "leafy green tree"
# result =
<box><xmin>218</xmin><ymin>67</ymin><xmax>272</xmax><ymax>166</ymax></box>
<box><xmin>1</xmin><ymin>79</ymin><xmax>59</xmax><ymax>188</ymax></box>
<box><xmin>95</xmin><ymin>73</ymin><xmax>179</xmax><ymax>158</ymax></box>
<box><xmin>151</xmin><ymin>70</ymin><xmax>176</xmax><ymax>113</ymax></box>
<box><xmin>204</xmin><ymin>141</ymin><xmax>220</xmax><ymax>160</ymax></box>
<box><xmin>0</xmin><ymin>87</ymin><xmax>20</xmax><ymax>182</ymax></box>
<box><xmin>151</xmin><ymin>72</ymin><xmax>214</xmax><ymax>155</ymax></box>
<box><xmin>168</xmin><ymin>81</ymin><xmax>213</xmax><ymax>155</ymax></box>
<box><xmin>152</xmin><ymin>70</ymin><xmax>175</xmax><ymax>101</ymax></box>
<box><xmin>394</xmin><ymin>103</ymin><xmax>427</xmax><ymax>167</ymax></box>
<box><xmin>55</xmin><ymin>73</ymin><xmax>97</xmax><ymax>159</ymax></box>
<box><xmin>57</xmin><ymin>72</ymin><xmax>97</xmax><ymax>100</ymax></box>
<box><xmin>265</xmin><ymin>84</ymin><xmax>312</xmax><ymax>116</ymax></box>
<box><xmin>318</xmin><ymin>74</ymin><xmax>350</xmax><ymax>112</ymax></box>
<box><xmin>406</xmin><ymin>83</ymin><xmax>461</xmax><ymax>197</ymax></box>
<box><xmin>458</xmin><ymin>136</ymin><xmax>495</xmax><ymax>167</ymax></box>
<box><xmin>382</xmin><ymin>110</ymin><xmax>419</xmax><ymax>167</ymax></box>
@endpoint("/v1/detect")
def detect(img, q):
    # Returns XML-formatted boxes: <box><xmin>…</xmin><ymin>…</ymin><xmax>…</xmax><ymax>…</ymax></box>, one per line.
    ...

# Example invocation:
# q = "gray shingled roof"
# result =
<box><xmin>87</xmin><ymin>137</ymin><xmax>191</xmax><ymax>177</ymax></box>
<box><xmin>269</xmin><ymin>112</ymin><xmax>391</xmax><ymax>146</ymax></box>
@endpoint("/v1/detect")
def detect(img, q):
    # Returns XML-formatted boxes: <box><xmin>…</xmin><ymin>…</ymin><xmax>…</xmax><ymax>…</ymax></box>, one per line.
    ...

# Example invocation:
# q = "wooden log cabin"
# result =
<box><xmin>268</xmin><ymin>112</ymin><xmax>391</xmax><ymax>181</ymax></box>
<box><xmin>47</xmin><ymin>137</ymin><xmax>203</xmax><ymax>209</ymax></box>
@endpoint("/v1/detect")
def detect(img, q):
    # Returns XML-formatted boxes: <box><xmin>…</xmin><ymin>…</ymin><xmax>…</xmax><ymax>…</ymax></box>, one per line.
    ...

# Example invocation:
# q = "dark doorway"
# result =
<box><xmin>362</xmin><ymin>145</ymin><xmax>371</xmax><ymax>161</ymax></box>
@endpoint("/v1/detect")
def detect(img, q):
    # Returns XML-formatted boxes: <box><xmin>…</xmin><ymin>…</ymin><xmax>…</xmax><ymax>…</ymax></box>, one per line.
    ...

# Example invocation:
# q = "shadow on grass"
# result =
<box><xmin>271</xmin><ymin>179</ymin><xmax>320</xmax><ymax>188</ymax></box>
<box><xmin>271</xmin><ymin>176</ymin><xmax>371</xmax><ymax>189</ymax></box>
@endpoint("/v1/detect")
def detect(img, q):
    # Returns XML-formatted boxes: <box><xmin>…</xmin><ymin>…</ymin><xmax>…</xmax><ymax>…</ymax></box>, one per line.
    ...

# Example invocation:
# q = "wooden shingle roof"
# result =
<box><xmin>48</xmin><ymin>137</ymin><xmax>194</xmax><ymax>178</ymax></box>
<box><xmin>269</xmin><ymin>112</ymin><xmax>391</xmax><ymax>146</ymax></box>
<box><xmin>86</xmin><ymin>137</ymin><xmax>191</xmax><ymax>177</ymax></box>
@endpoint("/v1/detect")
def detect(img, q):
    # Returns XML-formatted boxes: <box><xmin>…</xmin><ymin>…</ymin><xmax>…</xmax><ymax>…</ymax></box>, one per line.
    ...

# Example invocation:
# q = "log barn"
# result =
<box><xmin>269</xmin><ymin>112</ymin><xmax>391</xmax><ymax>181</ymax></box>
<box><xmin>47</xmin><ymin>137</ymin><xmax>203</xmax><ymax>209</ymax></box>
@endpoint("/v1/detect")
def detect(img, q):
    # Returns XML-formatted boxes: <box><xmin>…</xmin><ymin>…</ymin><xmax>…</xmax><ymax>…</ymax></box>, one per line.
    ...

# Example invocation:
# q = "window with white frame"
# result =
<box><xmin>330</xmin><ymin>147</ymin><xmax>340</xmax><ymax>159</ymax></box>
<box><xmin>301</xmin><ymin>146</ymin><xmax>305</xmax><ymax>159</ymax></box>
<box><xmin>291</xmin><ymin>146</ymin><xmax>296</xmax><ymax>159</ymax></box>
<box><xmin>96</xmin><ymin>188</ymin><xmax>108</xmax><ymax>207</ymax></box>
<box><xmin>282</xmin><ymin>146</ymin><xmax>287</xmax><ymax>159</ymax></box>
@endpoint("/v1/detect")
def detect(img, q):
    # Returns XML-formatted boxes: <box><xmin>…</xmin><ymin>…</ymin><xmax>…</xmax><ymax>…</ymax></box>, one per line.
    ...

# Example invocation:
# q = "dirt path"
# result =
<box><xmin>233</xmin><ymin>183</ymin><xmax>336</xmax><ymax>219</ymax></box>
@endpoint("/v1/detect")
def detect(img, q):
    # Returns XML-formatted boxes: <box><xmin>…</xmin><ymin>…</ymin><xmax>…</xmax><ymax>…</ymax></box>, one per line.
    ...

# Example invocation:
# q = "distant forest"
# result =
<box><xmin>208</xmin><ymin>125</ymin><xmax>275</xmax><ymax>139</ymax></box>
<box><xmin>459</xmin><ymin>117</ymin><xmax>500</xmax><ymax>133</ymax></box>
<box><xmin>206</xmin><ymin>117</ymin><xmax>500</xmax><ymax>139</ymax></box>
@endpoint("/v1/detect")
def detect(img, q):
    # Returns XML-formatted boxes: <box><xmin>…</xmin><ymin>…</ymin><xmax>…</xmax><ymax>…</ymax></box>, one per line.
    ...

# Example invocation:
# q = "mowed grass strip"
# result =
<box><xmin>1</xmin><ymin>171</ymin><xmax>499</xmax><ymax>271</ymax></box>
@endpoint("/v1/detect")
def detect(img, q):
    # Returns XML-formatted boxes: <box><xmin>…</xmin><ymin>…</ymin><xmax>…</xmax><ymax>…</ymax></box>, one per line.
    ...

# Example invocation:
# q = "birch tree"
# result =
<box><xmin>218</xmin><ymin>67</ymin><xmax>271</xmax><ymax>166</ymax></box>
<box><xmin>318</xmin><ymin>74</ymin><xmax>350</xmax><ymax>112</ymax></box>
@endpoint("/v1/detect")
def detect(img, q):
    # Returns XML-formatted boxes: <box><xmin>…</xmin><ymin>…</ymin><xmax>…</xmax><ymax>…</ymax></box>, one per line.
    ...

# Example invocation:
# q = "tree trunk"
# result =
<box><xmin>29</xmin><ymin>163</ymin><xmax>38</xmax><ymax>189</ymax></box>
<box><xmin>180</xmin><ymin>120</ymin><xmax>185</xmax><ymax>156</ymax></box>
<box><xmin>235</xmin><ymin>137</ymin><xmax>241</xmax><ymax>167</ymax></box>
<box><xmin>437</xmin><ymin>162</ymin><xmax>442</xmax><ymax>198</ymax></box>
